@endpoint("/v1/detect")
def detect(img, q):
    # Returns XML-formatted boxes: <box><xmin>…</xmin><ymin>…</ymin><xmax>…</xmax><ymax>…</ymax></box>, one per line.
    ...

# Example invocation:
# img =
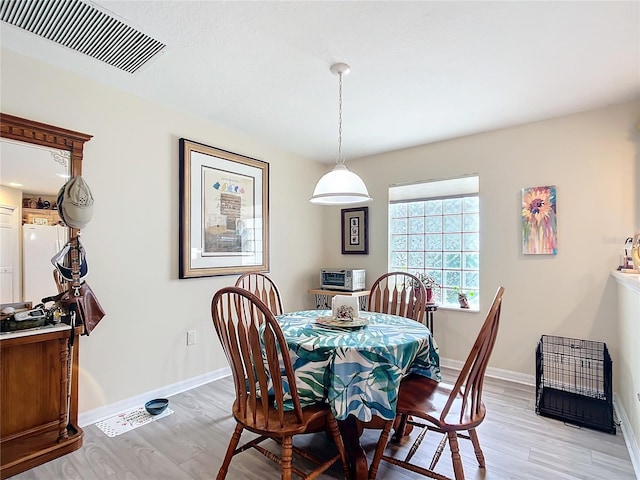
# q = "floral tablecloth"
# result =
<box><xmin>276</xmin><ymin>310</ymin><xmax>441</xmax><ymax>422</ymax></box>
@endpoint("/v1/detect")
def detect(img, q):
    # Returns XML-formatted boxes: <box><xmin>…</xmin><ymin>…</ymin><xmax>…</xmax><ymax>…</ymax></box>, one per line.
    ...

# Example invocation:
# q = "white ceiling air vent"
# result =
<box><xmin>0</xmin><ymin>0</ymin><xmax>165</xmax><ymax>73</ymax></box>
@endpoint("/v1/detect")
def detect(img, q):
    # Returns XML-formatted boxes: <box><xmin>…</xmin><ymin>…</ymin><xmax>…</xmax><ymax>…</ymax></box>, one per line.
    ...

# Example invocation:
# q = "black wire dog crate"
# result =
<box><xmin>535</xmin><ymin>335</ymin><xmax>615</xmax><ymax>434</ymax></box>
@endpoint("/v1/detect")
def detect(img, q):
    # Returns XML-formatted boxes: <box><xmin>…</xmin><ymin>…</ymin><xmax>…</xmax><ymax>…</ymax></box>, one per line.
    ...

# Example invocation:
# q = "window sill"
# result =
<box><xmin>436</xmin><ymin>305</ymin><xmax>479</xmax><ymax>313</ymax></box>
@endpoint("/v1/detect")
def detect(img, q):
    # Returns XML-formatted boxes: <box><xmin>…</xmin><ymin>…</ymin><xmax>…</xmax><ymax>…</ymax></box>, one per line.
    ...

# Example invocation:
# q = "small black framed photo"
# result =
<box><xmin>341</xmin><ymin>206</ymin><xmax>368</xmax><ymax>255</ymax></box>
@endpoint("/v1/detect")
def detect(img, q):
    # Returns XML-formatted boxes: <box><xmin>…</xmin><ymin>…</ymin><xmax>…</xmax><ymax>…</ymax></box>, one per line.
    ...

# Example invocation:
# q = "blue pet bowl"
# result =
<box><xmin>145</xmin><ymin>398</ymin><xmax>169</xmax><ymax>415</ymax></box>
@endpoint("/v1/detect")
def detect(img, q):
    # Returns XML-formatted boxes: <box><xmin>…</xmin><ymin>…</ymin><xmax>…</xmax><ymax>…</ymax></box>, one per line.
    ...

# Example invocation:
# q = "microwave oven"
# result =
<box><xmin>320</xmin><ymin>269</ymin><xmax>366</xmax><ymax>292</ymax></box>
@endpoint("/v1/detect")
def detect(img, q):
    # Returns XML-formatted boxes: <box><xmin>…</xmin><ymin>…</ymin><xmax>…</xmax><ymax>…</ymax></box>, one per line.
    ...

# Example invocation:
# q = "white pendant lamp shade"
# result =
<box><xmin>310</xmin><ymin>164</ymin><xmax>372</xmax><ymax>205</ymax></box>
<box><xmin>310</xmin><ymin>62</ymin><xmax>372</xmax><ymax>206</ymax></box>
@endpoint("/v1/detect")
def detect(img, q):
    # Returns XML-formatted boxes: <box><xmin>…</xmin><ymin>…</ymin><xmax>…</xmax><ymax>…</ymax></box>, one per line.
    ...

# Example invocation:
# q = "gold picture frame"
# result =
<box><xmin>179</xmin><ymin>139</ymin><xmax>269</xmax><ymax>278</ymax></box>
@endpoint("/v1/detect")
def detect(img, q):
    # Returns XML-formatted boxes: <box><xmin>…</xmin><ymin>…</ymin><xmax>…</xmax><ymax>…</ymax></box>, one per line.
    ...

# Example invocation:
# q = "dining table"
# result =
<box><xmin>275</xmin><ymin>309</ymin><xmax>441</xmax><ymax>480</ymax></box>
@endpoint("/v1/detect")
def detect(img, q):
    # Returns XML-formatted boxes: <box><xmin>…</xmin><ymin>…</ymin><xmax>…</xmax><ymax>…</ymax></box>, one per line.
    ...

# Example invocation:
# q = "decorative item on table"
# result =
<box><xmin>412</xmin><ymin>272</ymin><xmax>439</xmax><ymax>304</ymax></box>
<box><xmin>336</xmin><ymin>305</ymin><xmax>355</xmax><ymax>320</ymax></box>
<box><xmin>316</xmin><ymin>296</ymin><xmax>369</xmax><ymax>328</ymax></box>
<box><xmin>331</xmin><ymin>295</ymin><xmax>360</xmax><ymax>320</ymax></box>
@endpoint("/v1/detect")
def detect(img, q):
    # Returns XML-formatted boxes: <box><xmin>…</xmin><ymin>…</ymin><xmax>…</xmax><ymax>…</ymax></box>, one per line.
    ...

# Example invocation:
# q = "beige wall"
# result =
<box><xmin>1</xmin><ymin>49</ymin><xmax>326</xmax><ymax>412</ymax></box>
<box><xmin>319</xmin><ymin>99</ymin><xmax>639</xmax><ymax>446</ymax></box>
<box><xmin>0</xmin><ymin>185</ymin><xmax>22</xmax><ymax>207</ymax></box>
<box><xmin>325</xmin><ymin>100</ymin><xmax>638</xmax><ymax>372</ymax></box>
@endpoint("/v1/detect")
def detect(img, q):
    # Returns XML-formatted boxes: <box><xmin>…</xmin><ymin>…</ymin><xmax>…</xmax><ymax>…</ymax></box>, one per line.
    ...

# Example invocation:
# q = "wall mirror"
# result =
<box><xmin>0</xmin><ymin>114</ymin><xmax>92</xmax><ymax>306</ymax></box>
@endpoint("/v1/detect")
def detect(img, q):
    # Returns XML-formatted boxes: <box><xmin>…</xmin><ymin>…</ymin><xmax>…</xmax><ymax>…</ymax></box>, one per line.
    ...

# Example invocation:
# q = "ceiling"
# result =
<box><xmin>1</xmin><ymin>1</ymin><xmax>639</xmax><ymax>164</ymax></box>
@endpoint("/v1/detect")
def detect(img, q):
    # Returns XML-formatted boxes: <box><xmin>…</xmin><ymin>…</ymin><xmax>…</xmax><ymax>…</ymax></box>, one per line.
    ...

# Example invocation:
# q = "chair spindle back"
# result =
<box><xmin>442</xmin><ymin>286</ymin><xmax>504</xmax><ymax>424</ymax></box>
<box><xmin>211</xmin><ymin>287</ymin><xmax>303</xmax><ymax>429</ymax></box>
<box><xmin>368</xmin><ymin>272</ymin><xmax>427</xmax><ymax>322</ymax></box>
<box><xmin>235</xmin><ymin>272</ymin><xmax>284</xmax><ymax>316</ymax></box>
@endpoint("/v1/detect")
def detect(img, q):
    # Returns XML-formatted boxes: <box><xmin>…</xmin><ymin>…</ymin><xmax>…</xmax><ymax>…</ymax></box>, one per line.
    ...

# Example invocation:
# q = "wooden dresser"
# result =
<box><xmin>0</xmin><ymin>325</ymin><xmax>83</xmax><ymax>479</ymax></box>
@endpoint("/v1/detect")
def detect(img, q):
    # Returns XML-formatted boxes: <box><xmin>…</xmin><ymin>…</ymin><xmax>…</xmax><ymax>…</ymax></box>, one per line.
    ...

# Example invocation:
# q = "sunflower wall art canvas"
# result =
<box><xmin>522</xmin><ymin>185</ymin><xmax>557</xmax><ymax>255</ymax></box>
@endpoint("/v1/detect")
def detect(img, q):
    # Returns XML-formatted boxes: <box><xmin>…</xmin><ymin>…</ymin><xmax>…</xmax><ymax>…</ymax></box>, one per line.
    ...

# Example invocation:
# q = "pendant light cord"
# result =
<box><xmin>309</xmin><ymin>62</ymin><xmax>371</xmax><ymax>205</ymax></box>
<box><xmin>337</xmin><ymin>71</ymin><xmax>344</xmax><ymax>165</ymax></box>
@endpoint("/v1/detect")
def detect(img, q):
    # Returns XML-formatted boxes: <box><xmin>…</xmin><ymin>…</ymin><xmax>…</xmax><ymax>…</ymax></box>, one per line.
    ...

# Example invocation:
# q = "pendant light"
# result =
<box><xmin>310</xmin><ymin>63</ymin><xmax>372</xmax><ymax>205</ymax></box>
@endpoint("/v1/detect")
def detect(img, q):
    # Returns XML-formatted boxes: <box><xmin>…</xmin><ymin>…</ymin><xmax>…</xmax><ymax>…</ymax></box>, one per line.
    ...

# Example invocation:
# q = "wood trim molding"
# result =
<box><xmin>1</xmin><ymin>113</ymin><xmax>93</xmax><ymax>177</ymax></box>
<box><xmin>0</xmin><ymin>113</ymin><xmax>92</xmax><ymax>148</ymax></box>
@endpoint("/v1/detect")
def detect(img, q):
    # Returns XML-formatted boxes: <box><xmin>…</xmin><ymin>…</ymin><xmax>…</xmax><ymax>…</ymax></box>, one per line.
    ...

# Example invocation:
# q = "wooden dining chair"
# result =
<box><xmin>367</xmin><ymin>272</ymin><xmax>426</xmax><ymax>323</ymax></box>
<box><xmin>211</xmin><ymin>286</ymin><xmax>350</xmax><ymax>480</ymax></box>
<box><xmin>369</xmin><ymin>286</ymin><xmax>505</xmax><ymax>480</ymax></box>
<box><xmin>235</xmin><ymin>272</ymin><xmax>284</xmax><ymax>316</ymax></box>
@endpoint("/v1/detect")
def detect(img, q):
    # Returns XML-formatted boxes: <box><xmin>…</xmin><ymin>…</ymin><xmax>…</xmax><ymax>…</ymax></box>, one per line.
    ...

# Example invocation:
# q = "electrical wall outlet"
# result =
<box><xmin>187</xmin><ymin>330</ymin><xmax>197</xmax><ymax>346</ymax></box>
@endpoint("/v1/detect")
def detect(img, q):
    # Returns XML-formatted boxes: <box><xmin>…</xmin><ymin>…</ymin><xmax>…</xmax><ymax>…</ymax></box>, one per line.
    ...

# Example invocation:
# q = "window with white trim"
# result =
<box><xmin>388</xmin><ymin>175</ymin><xmax>480</xmax><ymax>310</ymax></box>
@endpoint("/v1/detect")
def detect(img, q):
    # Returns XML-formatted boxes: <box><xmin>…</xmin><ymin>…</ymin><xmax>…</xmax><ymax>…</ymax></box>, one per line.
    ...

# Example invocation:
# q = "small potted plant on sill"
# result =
<box><xmin>454</xmin><ymin>287</ymin><xmax>475</xmax><ymax>309</ymax></box>
<box><xmin>413</xmin><ymin>272</ymin><xmax>439</xmax><ymax>304</ymax></box>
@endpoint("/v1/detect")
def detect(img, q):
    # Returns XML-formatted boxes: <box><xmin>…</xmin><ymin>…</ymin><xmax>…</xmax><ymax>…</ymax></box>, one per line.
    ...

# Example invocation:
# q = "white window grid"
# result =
<box><xmin>389</xmin><ymin>194</ymin><xmax>480</xmax><ymax>309</ymax></box>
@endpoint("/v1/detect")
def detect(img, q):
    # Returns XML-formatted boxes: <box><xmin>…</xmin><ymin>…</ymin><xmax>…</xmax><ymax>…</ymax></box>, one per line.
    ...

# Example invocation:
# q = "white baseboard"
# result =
<box><xmin>613</xmin><ymin>393</ymin><xmax>640</xmax><ymax>479</ymax></box>
<box><xmin>78</xmin><ymin>367</ymin><xmax>231</xmax><ymax>427</ymax></box>
<box><xmin>440</xmin><ymin>357</ymin><xmax>536</xmax><ymax>386</ymax></box>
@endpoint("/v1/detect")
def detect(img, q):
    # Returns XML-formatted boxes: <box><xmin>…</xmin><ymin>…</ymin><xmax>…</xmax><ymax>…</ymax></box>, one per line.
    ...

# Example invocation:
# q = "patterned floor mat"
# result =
<box><xmin>94</xmin><ymin>405</ymin><xmax>173</xmax><ymax>437</ymax></box>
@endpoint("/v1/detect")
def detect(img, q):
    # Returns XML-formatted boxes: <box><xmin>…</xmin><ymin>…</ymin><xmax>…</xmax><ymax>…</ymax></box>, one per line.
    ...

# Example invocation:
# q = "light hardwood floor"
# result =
<box><xmin>11</xmin><ymin>368</ymin><xmax>636</xmax><ymax>480</ymax></box>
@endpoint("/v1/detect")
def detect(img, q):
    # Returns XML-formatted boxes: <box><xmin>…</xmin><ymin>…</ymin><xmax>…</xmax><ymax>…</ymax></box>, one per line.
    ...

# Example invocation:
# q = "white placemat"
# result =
<box><xmin>94</xmin><ymin>405</ymin><xmax>173</xmax><ymax>437</ymax></box>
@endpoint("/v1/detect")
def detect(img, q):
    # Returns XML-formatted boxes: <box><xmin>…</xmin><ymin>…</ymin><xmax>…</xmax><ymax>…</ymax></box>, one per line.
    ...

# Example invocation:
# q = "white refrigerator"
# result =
<box><xmin>22</xmin><ymin>224</ymin><xmax>67</xmax><ymax>305</ymax></box>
